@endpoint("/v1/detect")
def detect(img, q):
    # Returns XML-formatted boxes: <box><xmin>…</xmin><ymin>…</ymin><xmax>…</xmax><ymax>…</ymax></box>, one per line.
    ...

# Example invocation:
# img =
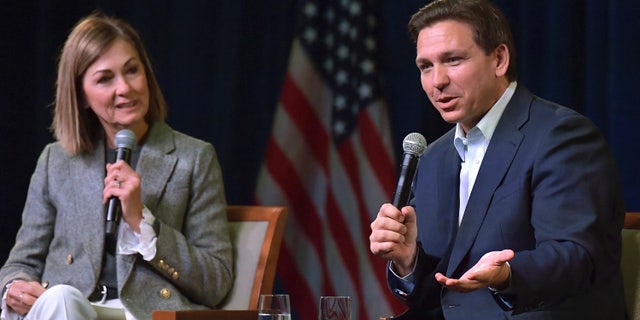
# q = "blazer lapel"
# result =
<box><xmin>117</xmin><ymin>122</ymin><xmax>178</xmax><ymax>286</ymax></box>
<box><xmin>137</xmin><ymin>122</ymin><xmax>178</xmax><ymax>212</ymax></box>
<box><xmin>71</xmin><ymin>140</ymin><xmax>108</xmax><ymax>277</ymax></box>
<box><xmin>446</xmin><ymin>87</ymin><xmax>532</xmax><ymax>276</ymax></box>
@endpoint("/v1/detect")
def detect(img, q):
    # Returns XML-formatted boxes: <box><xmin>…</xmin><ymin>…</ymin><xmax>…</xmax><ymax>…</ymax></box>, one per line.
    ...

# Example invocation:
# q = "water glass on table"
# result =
<box><xmin>318</xmin><ymin>296</ymin><xmax>350</xmax><ymax>320</ymax></box>
<box><xmin>258</xmin><ymin>294</ymin><xmax>291</xmax><ymax>320</ymax></box>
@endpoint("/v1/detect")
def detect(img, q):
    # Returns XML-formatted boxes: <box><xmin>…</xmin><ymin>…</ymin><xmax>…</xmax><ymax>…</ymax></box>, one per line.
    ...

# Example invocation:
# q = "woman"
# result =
<box><xmin>0</xmin><ymin>13</ymin><xmax>233</xmax><ymax>320</ymax></box>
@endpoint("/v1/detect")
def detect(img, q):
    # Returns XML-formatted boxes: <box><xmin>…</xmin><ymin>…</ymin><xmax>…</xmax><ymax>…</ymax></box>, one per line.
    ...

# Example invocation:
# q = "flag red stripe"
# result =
<box><xmin>279</xmin><ymin>74</ymin><xmax>384</xmax><ymax>315</ymax></box>
<box><xmin>354</xmin><ymin>112</ymin><xmax>408</xmax><ymax>312</ymax></box>
<box><xmin>280</xmin><ymin>74</ymin><xmax>368</xmax><ymax>305</ymax></box>
<box><xmin>358</xmin><ymin>110</ymin><xmax>396</xmax><ymax>196</ymax></box>
<box><xmin>263</xmin><ymin>135</ymin><xmax>336</xmax><ymax>295</ymax></box>
<box><xmin>264</xmin><ymin>123</ymin><xmax>344</xmax><ymax>288</ymax></box>
<box><xmin>277</xmin><ymin>241</ymin><xmax>318</xmax><ymax>320</ymax></box>
<box><xmin>280</xmin><ymin>73</ymin><xmax>329</xmax><ymax>171</ymax></box>
<box><xmin>325</xmin><ymin>193</ymin><xmax>370</xmax><ymax>319</ymax></box>
<box><xmin>336</xmin><ymin>138</ymin><xmax>399</xmax><ymax>307</ymax></box>
<box><xmin>255</xmin><ymin>2</ymin><xmax>406</xmax><ymax>316</ymax></box>
<box><xmin>282</xmin><ymin>72</ymin><xmax>384</xmax><ymax>317</ymax></box>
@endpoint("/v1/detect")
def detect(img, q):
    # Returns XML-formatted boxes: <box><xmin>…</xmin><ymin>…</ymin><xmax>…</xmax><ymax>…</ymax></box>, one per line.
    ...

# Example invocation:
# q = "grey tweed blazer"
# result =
<box><xmin>0</xmin><ymin>121</ymin><xmax>233</xmax><ymax>320</ymax></box>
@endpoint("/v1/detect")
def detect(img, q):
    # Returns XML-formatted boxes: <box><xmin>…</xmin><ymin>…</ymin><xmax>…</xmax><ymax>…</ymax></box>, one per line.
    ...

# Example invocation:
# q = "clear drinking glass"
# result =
<box><xmin>318</xmin><ymin>295</ymin><xmax>351</xmax><ymax>320</ymax></box>
<box><xmin>258</xmin><ymin>294</ymin><xmax>291</xmax><ymax>320</ymax></box>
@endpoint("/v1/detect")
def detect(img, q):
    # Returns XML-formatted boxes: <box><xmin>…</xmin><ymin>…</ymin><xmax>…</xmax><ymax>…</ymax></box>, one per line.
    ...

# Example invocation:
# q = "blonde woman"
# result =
<box><xmin>0</xmin><ymin>13</ymin><xmax>232</xmax><ymax>320</ymax></box>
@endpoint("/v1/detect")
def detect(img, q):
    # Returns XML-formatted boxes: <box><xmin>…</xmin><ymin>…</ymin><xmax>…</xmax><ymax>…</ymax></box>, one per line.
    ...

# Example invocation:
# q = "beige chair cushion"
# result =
<box><xmin>622</xmin><ymin>228</ymin><xmax>640</xmax><ymax>319</ymax></box>
<box><xmin>220</xmin><ymin>220</ymin><xmax>268</xmax><ymax>310</ymax></box>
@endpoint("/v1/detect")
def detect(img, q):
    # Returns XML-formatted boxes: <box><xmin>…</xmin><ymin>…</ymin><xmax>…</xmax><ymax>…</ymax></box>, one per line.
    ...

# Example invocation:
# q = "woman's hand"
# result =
<box><xmin>5</xmin><ymin>280</ymin><xmax>46</xmax><ymax>316</ymax></box>
<box><xmin>104</xmin><ymin>160</ymin><xmax>143</xmax><ymax>233</ymax></box>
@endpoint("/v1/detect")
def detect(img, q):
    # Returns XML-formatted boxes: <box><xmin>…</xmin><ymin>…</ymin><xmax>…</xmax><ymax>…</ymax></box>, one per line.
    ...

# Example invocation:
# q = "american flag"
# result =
<box><xmin>254</xmin><ymin>0</ymin><xmax>406</xmax><ymax>319</ymax></box>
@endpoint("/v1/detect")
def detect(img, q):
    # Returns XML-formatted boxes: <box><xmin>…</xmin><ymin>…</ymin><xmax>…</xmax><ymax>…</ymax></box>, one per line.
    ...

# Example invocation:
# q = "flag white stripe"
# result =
<box><xmin>254</xmin><ymin>2</ymin><xmax>401</xmax><ymax>317</ymax></box>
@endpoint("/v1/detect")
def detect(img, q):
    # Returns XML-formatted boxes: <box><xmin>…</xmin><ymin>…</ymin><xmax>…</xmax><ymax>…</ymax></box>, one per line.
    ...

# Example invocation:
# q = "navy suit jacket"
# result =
<box><xmin>396</xmin><ymin>86</ymin><xmax>626</xmax><ymax>319</ymax></box>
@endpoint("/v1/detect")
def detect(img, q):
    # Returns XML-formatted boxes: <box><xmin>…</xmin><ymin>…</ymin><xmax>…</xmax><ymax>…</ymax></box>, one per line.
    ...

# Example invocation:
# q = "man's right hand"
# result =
<box><xmin>369</xmin><ymin>203</ymin><xmax>418</xmax><ymax>276</ymax></box>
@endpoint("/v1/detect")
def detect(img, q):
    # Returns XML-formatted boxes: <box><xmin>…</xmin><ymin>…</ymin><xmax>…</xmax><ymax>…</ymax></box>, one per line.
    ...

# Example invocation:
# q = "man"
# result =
<box><xmin>369</xmin><ymin>0</ymin><xmax>626</xmax><ymax>319</ymax></box>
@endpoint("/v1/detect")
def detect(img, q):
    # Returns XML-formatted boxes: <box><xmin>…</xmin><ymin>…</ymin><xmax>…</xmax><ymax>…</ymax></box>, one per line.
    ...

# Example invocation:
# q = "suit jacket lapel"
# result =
<box><xmin>446</xmin><ymin>87</ymin><xmax>532</xmax><ymax>276</ymax></box>
<box><xmin>415</xmin><ymin>129</ymin><xmax>460</xmax><ymax>260</ymax></box>
<box><xmin>437</xmin><ymin>140</ymin><xmax>461</xmax><ymax>252</ymax></box>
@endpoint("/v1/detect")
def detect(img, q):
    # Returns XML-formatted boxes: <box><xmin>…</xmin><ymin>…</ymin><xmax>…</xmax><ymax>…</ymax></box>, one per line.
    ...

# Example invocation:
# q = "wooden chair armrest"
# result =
<box><xmin>625</xmin><ymin>212</ymin><xmax>640</xmax><ymax>230</ymax></box>
<box><xmin>152</xmin><ymin>310</ymin><xmax>257</xmax><ymax>320</ymax></box>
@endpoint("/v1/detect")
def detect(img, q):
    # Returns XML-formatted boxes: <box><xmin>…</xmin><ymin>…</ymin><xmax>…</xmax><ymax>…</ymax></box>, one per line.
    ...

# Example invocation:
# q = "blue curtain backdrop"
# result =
<box><xmin>1</xmin><ymin>0</ymin><xmax>638</xmax><ymax>266</ymax></box>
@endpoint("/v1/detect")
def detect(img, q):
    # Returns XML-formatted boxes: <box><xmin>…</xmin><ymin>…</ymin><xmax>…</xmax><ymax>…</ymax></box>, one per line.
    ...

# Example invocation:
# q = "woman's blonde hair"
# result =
<box><xmin>52</xmin><ymin>13</ymin><xmax>167</xmax><ymax>155</ymax></box>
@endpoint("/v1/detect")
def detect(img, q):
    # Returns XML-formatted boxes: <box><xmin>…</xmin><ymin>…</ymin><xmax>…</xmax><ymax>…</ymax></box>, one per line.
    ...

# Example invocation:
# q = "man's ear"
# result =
<box><xmin>494</xmin><ymin>44</ymin><xmax>509</xmax><ymax>77</ymax></box>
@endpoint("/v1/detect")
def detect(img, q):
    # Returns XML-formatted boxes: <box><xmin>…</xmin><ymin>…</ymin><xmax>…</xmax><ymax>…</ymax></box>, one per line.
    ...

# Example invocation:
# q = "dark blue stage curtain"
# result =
<box><xmin>1</xmin><ymin>0</ymin><xmax>638</xmax><ymax>267</ymax></box>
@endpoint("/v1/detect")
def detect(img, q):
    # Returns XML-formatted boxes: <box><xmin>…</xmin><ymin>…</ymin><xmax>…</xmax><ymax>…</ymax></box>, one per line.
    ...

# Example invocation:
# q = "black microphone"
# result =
<box><xmin>105</xmin><ymin>129</ymin><xmax>137</xmax><ymax>235</ymax></box>
<box><xmin>392</xmin><ymin>132</ymin><xmax>427</xmax><ymax>208</ymax></box>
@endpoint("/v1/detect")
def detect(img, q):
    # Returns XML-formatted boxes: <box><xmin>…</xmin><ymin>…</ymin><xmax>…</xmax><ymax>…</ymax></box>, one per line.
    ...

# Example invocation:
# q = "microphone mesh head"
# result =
<box><xmin>115</xmin><ymin>129</ymin><xmax>137</xmax><ymax>149</ymax></box>
<box><xmin>402</xmin><ymin>132</ymin><xmax>427</xmax><ymax>156</ymax></box>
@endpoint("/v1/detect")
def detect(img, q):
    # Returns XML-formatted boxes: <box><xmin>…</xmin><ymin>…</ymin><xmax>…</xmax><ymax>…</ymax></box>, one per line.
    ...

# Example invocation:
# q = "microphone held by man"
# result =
<box><xmin>392</xmin><ymin>132</ymin><xmax>427</xmax><ymax>208</ymax></box>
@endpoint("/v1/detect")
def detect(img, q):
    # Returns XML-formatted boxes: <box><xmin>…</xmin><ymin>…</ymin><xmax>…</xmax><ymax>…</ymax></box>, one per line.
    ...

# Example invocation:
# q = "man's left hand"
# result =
<box><xmin>434</xmin><ymin>249</ymin><xmax>514</xmax><ymax>293</ymax></box>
